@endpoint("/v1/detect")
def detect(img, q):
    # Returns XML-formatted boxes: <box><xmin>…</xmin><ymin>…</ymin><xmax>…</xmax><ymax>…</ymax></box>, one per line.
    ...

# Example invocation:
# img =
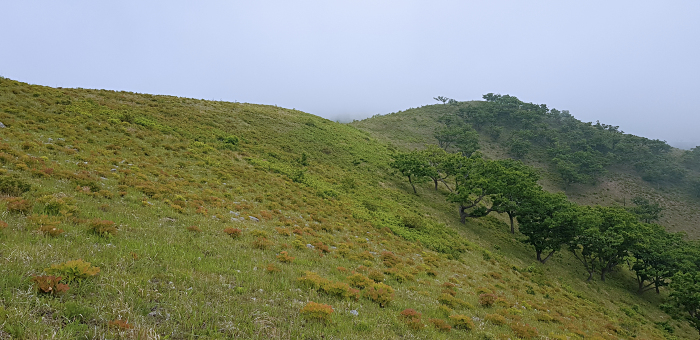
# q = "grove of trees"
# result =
<box><xmin>389</xmin><ymin>94</ymin><xmax>700</xmax><ymax>332</ymax></box>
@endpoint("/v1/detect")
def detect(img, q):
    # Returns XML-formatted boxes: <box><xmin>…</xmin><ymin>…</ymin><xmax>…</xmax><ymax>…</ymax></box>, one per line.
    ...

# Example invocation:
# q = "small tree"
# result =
<box><xmin>665</xmin><ymin>270</ymin><xmax>700</xmax><ymax>335</ymax></box>
<box><xmin>518</xmin><ymin>190</ymin><xmax>572</xmax><ymax>263</ymax></box>
<box><xmin>630</xmin><ymin>224</ymin><xmax>684</xmax><ymax>294</ymax></box>
<box><xmin>390</xmin><ymin>151</ymin><xmax>435</xmax><ymax>194</ymax></box>
<box><xmin>567</xmin><ymin>206</ymin><xmax>641</xmax><ymax>281</ymax></box>
<box><xmin>628</xmin><ymin>196</ymin><xmax>663</xmax><ymax>223</ymax></box>
<box><xmin>434</xmin><ymin>96</ymin><xmax>449</xmax><ymax>104</ymax></box>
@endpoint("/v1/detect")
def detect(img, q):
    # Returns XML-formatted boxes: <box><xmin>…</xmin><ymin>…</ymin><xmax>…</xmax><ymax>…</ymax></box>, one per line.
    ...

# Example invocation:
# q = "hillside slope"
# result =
<box><xmin>0</xmin><ymin>78</ymin><xmax>693</xmax><ymax>339</ymax></box>
<box><xmin>350</xmin><ymin>102</ymin><xmax>700</xmax><ymax>238</ymax></box>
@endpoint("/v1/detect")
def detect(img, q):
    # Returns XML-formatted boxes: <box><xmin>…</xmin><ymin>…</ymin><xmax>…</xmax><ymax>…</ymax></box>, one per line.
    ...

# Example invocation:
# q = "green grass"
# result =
<box><xmin>0</xmin><ymin>77</ymin><xmax>693</xmax><ymax>339</ymax></box>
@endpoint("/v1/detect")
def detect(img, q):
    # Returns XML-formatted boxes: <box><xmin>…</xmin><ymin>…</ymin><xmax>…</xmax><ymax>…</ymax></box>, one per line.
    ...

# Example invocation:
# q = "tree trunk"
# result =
<box><xmin>459</xmin><ymin>205</ymin><xmax>467</xmax><ymax>223</ymax></box>
<box><xmin>540</xmin><ymin>250</ymin><xmax>555</xmax><ymax>264</ymax></box>
<box><xmin>586</xmin><ymin>271</ymin><xmax>593</xmax><ymax>282</ymax></box>
<box><xmin>408</xmin><ymin>176</ymin><xmax>416</xmax><ymax>194</ymax></box>
<box><xmin>433</xmin><ymin>179</ymin><xmax>438</xmax><ymax>190</ymax></box>
<box><xmin>508</xmin><ymin>214</ymin><xmax>515</xmax><ymax>234</ymax></box>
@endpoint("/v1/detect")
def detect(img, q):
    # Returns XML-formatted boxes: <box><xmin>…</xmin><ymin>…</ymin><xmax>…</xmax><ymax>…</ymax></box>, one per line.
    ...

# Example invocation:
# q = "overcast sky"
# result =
<box><xmin>2</xmin><ymin>1</ymin><xmax>699</xmax><ymax>148</ymax></box>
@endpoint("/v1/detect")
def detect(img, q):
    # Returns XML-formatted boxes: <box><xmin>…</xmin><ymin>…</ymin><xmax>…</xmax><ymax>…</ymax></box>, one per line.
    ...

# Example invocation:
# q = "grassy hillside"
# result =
<box><xmin>350</xmin><ymin>102</ymin><xmax>700</xmax><ymax>238</ymax></box>
<box><xmin>0</xmin><ymin>78</ymin><xmax>694</xmax><ymax>339</ymax></box>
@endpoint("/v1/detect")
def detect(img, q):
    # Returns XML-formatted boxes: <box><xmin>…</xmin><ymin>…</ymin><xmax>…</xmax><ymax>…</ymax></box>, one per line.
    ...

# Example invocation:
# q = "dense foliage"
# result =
<box><xmin>391</xmin><ymin>114</ymin><xmax>700</xmax><ymax>333</ymax></box>
<box><xmin>432</xmin><ymin>94</ymin><xmax>698</xmax><ymax>190</ymax></box>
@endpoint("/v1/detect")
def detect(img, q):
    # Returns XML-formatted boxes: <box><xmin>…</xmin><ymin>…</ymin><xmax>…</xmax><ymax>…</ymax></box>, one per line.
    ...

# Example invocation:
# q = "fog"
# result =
<box><xmin>1</xmin><ymin>1</ymin><xmax>698</xmax><ymax>148</ymax></box>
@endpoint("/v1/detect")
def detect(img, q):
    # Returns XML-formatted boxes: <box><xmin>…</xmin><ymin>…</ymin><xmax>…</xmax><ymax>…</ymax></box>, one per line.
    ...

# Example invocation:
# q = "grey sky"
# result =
<box><xmin>2</xmin><ymin>1</ymin><xmax>699</xmax><ymax>148</ymax></box>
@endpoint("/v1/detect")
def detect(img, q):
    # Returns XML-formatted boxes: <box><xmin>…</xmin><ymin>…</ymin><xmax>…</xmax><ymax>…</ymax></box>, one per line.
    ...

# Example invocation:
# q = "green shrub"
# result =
<box><xmin>322</xmin><ymin>281</ymin><xmax>359</xmax><ymax>300</ymax></box>
<box><xmin>300</xmin><ymin>301</ymin><xmax>333</xmax><ymax>323</ymax></box>
<box><xmin>88</xmin><ymin>219</ymin><xmax>117</xmax><ymax>236</ymax></box>
<box><xmin>45</xmin><ymin>259</ymin><xmax>100</xmax><ymax>283</ymax></box>
<box><xmin>429</xmin><ymin>318</ymin><xmax>452</xmax><ymax>332</ymax></box>
<box><xmin>298</xmin><ymin>271</ymin><xmax>329</xmax><ymax>290</ymax></box>
<box><xmin>510</xmin><ymin>323</ymin><xmax>538</xmax><ymax>339</ymax></box>
<box><xmin>449</xmin><ymin>314</ymin><xmax>475</xmax><ymax>331</ymax></box>
<box><xmin>367</xmin><ymin>269</ymin><xmax>384</xmax><ymax>282</ymax></box>
<box><xmin>484</xmin><ymin>313</ymin><xmax>506</xmax><ymax>325</ymax></box>
<box><xmin>0</xmin><ymin>175</ymin><xmax>31</xmax><ymax>196</ymax></box>
<box><xmin>438</xmin><ymin>293</ymin><xmax>472</xmax><ymax>309</ymax></box>
<box><xmin>362</xmin><ymin>282</ymin><xmax>395</xmax><ymax>307</ymax></box>
<box><xmin>346</xmin><ymin>273</ymin><xmax>374</xmax><ymax>289</ymax></box>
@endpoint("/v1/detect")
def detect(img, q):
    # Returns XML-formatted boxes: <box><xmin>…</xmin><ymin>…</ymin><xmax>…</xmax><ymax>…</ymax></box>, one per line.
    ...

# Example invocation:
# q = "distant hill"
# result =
<box><xmin>351</xmin><ymin>96</ymin><xmax>700</xmax><ymax>238</ymax></box>
<box><xmin>0</xmin><ymin>78</ymin><xmax>695</xmax><ymax>338</ymax></box>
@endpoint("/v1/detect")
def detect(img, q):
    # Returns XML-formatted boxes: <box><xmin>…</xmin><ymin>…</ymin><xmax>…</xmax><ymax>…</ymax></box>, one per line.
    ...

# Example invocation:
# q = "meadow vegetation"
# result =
<box><xmin>0</xmin><ymin>77</ymin><xmax>696</xmax><ymax>338</ymax></box>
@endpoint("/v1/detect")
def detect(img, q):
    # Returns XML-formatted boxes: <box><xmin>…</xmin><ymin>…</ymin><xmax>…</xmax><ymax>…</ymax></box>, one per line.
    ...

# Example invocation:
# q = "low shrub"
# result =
<box><xmin>535</xmin><ymin>312</ymin><xmax>557</xmax><ymax>323</ymax></box>
<box><xmin>6</xmin><ymin>197</ymin><xmax>32</xmax><ymax>214</ymax></box>
<box><xmin>380</xmin><ymin>251</ymin><xmax>401</xmax><ymax>267</ymax></box>
<box><xmin>250</xmin><ymin>229</ymin><xmax>269</xmax><ymax>238</ymax></box>
<box><xmin>300</xmin><ymin>301</ymin><xmax>333</xmax><ymax>323</ymax></box>
<box><xmin>363</xmin><ymin>282</ymin><xmax>395</xmax><ymax>307</ymax></box>
<box><xmin>438</xmin><ymin>293</ymin><xmax>472</xmax><ymax>309</ymax></box>
<box><xmin>484</xmin><ymin>313</ymin><xmax>506</xmax><ymax>325</ymax></box>
<box><xmin>479</xmin><ymin>293</ymin><xmax>497</xmax><ymax>307</ymax></box>
<box><xmin>0</xmin><ymin>220</ymin><xmax>7</xmax><ymax>230</ymax></box>
<box><xmin>252</xmin><ymin>237</ymin><xmax>273</xmax><ymax>250</ymax></box>
<box><xmin>0</xmin><ymin>175</ymin><xmax>31</xmax><ymax>196</ymax></box>
<box><xmin>399</xmin><ymin>308</ymin><xmax>421</xmax><ymax>319</ymax></box>
<box><xmin>89</xmin><ymin>219</ymin><xmax>117</xmax><ymax>237</ymax></box>
<box><xmin>384</xmin><ymin>268</ymin><xmax>413</xmax><ymax>283</ymax></box>
<box><xmin>275</xmin><ymin>227</ymin><xmax>291</xmax><ymax>236</ymax></box>
<box><xmin>399</xmin><ymin>309</ymin><xmax>424</xmax><ymax>330</ymax></box>
<box><xmin>367</xmin><ymin>269</ymin><xmax>384</xmax><ymax>282</ymax></box>
<box><xmin>39</xmin><ymin>224</ymin><xmax>64</xmax><ymax>237</ymax></box>
<box><xmin>346</xmin><ymin>273</ymin><xmax>374</xmax><ymax>289</ymax></box>
<box><xmin>438</xmin><ymin>305</ymin><xmax>453</xmax><ymax>317</ymax></box>
<box><xmin>224</xmin><ymin>227</ymin><xmax>242</xmax><ymax>238</ymax></box>
<box><xmin>187</xmin><ymin>225</ymin><xmax>201</xmax><ymax>233</ymax></box>
<box><xmin>312</xmin><ymin>241</ymin><xmax>330</xmax><ymax>253</ymax></box>
<box><xmin>429</xmin><ymin>318</ymin><xmax>452</xmax><ymax>332</ymax></box>
<box><xmin>322</xmin><ymin>281</ymin><xmax>359</xmax><ymax>300</ymax></box>
<box><xmin>449</xmin><ymin>314</ymin><xmax>475</xmax><ymax>331</ymax></box>
<box><xmin>45</xmin><ymin>259</ymin><xmax>100</xmax><ymax>283</ymax></box>
<box><xmin>276</xmin><ymin>251</ymin><xmax>294</xmax><ymax>263</ymax></box>
<box><xmin>298</xmin><ymin>271</ymin><xmax>329</xmax><ymax>290</ymax></box>
<box><xmin>108</xmin><ymin>319</ymin><xmax>133</xmax><ymax>330</ymax></box>
<box><xmin>510</xmin><ymin>323</ymin><xmax>538</xmax><ymax>339</ymax></box>
<box><xmin>32</xmin><ymin>275</ymin><xmax>69</xmax><ymax>295</ymax></box>
<box><xmin>265</xmin><ymin>263</ymin><xmax>281</xmax><ymax>273</ymax></box>
<box><xmin>38</xmin><ymin>195</ymin><xmax>78</xmax><ymax>216</ymax></box>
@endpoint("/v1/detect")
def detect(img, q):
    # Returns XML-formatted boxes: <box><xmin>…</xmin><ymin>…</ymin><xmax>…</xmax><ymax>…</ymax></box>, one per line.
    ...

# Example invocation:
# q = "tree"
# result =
<box><xmin>567</xmin><ymin>206</ymin><xmax>641</xmax><ymax>281</ymax></box>
<box><xmin>447</xmin><ymin>155</ymin><xmax>503</xmax><ymax>223</ymax></box>
<box><xmin>628</xmin><ymin>196</ymin><xmax>663</xmax><ymax>223</ymax></box>
<box><xmin>518</xmin><ymin>190</ymin><xmax>572</xmax><ymax>263</ymax></box>
<box><xmin>390</xmin><ymin>151</ymin><xmax>435</xmax><ymax>194</ymax></box>
<box><xmin>448</xmin><ymin>156</ymin><xmax>539</xmax><ymax>226</ymax></box>
<box><xmin>420</xmin><ymin>145</ymin><xmax>464</xmax><ymax>191</ymax></box>
<box><xmin>433</xmin><ymin>96</ymin><xmax>449</xmax><ymax>104</ymax></box>
<box><xmin>433</xmin><ymin>125</ymin><xmax>479</xmax><ymax>156</ymax></box>
<box><xmin>456</xmin><ymin>105</ymin><xmax>495</xmax><ymax>131</ymax></box>
<box><xmin>665</xmin><ymin>270</ymin><xmax>700</xmax><ymax>335</ymax></box>
<box><xmin>489</xmin><ymin>159</ymin><xmax>540</xmax><ymax>233</ymax></box>
<box><xmin>629</xmin><ymin>224</ymin><xmax>684</xmax><ymax>294</ymax></box>
<box><xmin>553</xmin><ymin>149</ymin><xmax>608</xmax><ymax>189</ymax></box>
